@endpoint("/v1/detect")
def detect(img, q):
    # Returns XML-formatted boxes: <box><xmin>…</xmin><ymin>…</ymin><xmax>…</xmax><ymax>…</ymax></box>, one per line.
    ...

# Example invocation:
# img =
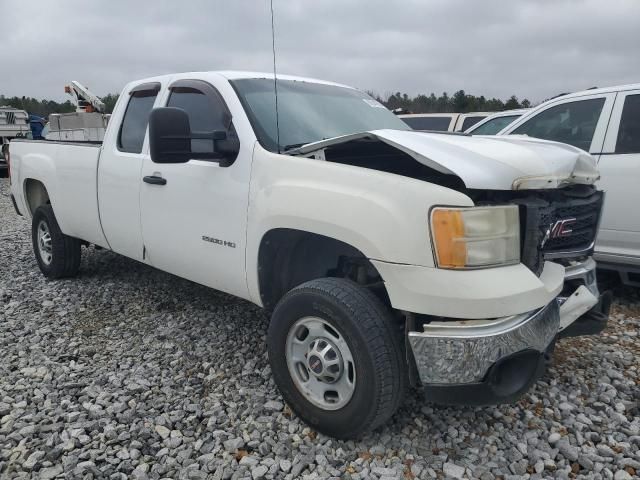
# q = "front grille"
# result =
<box><xmin>519</xmin><ymin>188</ymin><xmax>603</xmax><ymax>274</ymax></box>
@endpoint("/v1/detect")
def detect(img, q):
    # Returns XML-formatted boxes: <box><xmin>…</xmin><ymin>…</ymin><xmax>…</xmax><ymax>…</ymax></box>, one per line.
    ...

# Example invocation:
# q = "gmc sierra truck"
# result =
<box><xmin>8</xmin><ymin>71</ymin><xmax>610</xmax><ymax>439</ymax></box>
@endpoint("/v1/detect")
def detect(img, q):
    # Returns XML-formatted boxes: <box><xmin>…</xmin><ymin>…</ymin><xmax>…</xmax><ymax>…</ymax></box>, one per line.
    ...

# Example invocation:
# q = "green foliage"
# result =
<box><xmin>101</xmin><ymin>93</ymin><xmax>120</xmax><ymax>114</ymax></box>
<box><xmin>373</xmin><ymin>90</ymin><xmax>531</xmax><ymax>114</ymax></box>
<box><xmin>0</xmin><ymin>95</ymin><xmax>75</xmax><ymax>117</ymax></box>
<box><xmin>0</xmin><ymin>93</ymin><xmax>120</xmax><ymax>117</ymax></box>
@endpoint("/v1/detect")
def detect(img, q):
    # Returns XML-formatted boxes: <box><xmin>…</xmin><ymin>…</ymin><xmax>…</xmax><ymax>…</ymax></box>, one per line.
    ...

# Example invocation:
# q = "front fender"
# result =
<box><xmin>245</xmin><ymin>145</ymin><xmax>473</xmax><ymax>305</ymax></box>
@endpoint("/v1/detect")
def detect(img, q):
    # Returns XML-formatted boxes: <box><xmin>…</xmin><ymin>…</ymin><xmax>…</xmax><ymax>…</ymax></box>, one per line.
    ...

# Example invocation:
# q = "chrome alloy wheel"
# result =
<box><xmin>37</xmin><ymin>220</ymin><xmax>53</xmax><ymax>265</ymax></box>
<box><xmin>285</xmin><ymin>316</ymin><xmax>356</xmax><ymax>410</ymax></box>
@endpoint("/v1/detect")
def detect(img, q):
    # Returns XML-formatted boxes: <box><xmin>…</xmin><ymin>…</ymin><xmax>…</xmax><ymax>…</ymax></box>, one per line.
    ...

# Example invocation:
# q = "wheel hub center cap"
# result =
<box><xmin>308</xmin><ymin>355</ymin><xmax>323</xmax><ymax>374</ymax></box>
<box><xmin>306</xmin><ymin>337</ymin><xmax>343</xmax><ymax>383</ymax></box>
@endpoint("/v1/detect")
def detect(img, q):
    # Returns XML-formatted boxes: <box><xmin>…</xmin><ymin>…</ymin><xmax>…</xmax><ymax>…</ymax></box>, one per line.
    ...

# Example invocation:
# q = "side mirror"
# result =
<box><xmin>149</xmin><ymin>107</ymin><xmax>192</xmax><ymax>164</ymax></box>
<box><xmin>148</xmin><ymin>107</ymin><xmax>240</xmax><ymax>164</ymax></box>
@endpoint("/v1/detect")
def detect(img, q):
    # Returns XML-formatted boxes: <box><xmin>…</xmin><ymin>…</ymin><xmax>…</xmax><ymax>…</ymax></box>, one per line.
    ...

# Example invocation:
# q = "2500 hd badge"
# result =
<box><xmin>202</xmin><ymin>235</ymin><xmax>236</xmax><ymax>248</ymax></box>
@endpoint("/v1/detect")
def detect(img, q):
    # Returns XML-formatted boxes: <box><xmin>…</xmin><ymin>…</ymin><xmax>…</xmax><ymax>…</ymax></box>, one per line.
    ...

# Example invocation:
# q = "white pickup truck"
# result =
<box><xmin>8</xmin><ymin>71</ymin><xmax>610</xmax><ymax>438</ymax></box>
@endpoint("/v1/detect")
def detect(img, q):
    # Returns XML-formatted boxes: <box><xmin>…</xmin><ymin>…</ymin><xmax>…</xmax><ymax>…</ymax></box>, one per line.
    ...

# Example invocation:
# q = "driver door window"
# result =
<box><xmin>512</xmin><ymin>98</ymin><xmax>605</xmax><ymax>151</ymax></box>
<box><xmin>167</xmin><ymin>84</ymin><xmax>231</xmax><ymax>153</ymax></box>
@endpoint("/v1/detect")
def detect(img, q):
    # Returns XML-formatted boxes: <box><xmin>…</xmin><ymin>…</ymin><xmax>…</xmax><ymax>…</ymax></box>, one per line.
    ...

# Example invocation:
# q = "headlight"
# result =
<box><xmin>430</xmin><ymin>205</ymin><xmax>520</xmax><ymax>269</ymax></box>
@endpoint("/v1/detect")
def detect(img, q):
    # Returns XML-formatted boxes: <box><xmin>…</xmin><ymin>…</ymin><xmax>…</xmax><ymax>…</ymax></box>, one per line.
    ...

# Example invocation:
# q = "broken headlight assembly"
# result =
<box><xmin>430</xmin><ymin>205</ymin><xmax>520</xmax><ymax>269</ymax></box>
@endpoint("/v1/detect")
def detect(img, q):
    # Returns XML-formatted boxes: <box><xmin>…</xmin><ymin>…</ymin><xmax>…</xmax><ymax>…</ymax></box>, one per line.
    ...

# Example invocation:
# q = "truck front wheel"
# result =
<box><xmin>32</xmin><ymin>205</ymin><xmax>81</xmax><ymax>279</ymax></box>
<box><xmin>267</xmin><ymin>277</ymin><xmax>406</xmax><ymax>439</ymax></box>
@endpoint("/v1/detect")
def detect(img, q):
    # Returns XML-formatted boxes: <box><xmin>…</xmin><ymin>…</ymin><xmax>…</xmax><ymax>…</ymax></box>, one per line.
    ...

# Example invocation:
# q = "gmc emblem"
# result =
<box><xmin>541</xmin><ymin>218</ymin><xmax>576</xmax><ymax>248</ymax></box>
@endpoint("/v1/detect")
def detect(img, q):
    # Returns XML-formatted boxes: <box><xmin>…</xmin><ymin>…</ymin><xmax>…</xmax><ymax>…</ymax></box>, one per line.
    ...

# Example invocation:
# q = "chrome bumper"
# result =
<box><xmin>408</xmin><ymin>301</ymin><xmax>559</xmax><ymax>385</ymax></box>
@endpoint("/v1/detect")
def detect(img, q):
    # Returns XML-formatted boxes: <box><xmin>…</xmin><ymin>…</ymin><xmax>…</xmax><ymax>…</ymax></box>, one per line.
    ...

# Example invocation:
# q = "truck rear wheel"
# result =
<box><xmin>267</xmin><ymin>277</ymin><xmax>406</xmax><ymax>439</ymax></box>
<box><xmin>32</xmin><ymin>205</ymin><xmax>81</xmax><ymax>279</ymax></box>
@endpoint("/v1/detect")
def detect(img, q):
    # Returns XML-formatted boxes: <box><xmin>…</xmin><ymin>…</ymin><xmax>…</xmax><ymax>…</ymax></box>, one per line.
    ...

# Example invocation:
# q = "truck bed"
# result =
<box><xmin>10</xmin><ymin>139</ymin><xmax>108</xmax><ymax>247</ymax></box>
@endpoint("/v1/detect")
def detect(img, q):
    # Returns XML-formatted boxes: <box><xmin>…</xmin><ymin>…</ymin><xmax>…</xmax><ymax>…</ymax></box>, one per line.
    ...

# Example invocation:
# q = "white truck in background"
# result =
<box><xmin>398</xmin><ymin>112</ymin><xmax>491</xmax><ymax>132</ymax></box>
<box><xmin>0</xmin><ymin>106</ymin><xmax>30</xmax><ymax>175</ymax></box>
<box><xmin>9</xmin><ymin>71</ymin><xmax>609</xmax><ymax>438</ymax></box>
<box><xmin>498</xmin><ymin>84</ymin><xmax>640</xmax><ymax>286</ymax></box>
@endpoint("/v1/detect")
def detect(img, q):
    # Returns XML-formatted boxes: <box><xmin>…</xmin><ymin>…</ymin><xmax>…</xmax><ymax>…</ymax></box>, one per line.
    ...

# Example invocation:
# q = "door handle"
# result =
<box><xmin>143</xmin><ymin>175</ymin><xmax>167</xmax><ymax>185</ymax></box>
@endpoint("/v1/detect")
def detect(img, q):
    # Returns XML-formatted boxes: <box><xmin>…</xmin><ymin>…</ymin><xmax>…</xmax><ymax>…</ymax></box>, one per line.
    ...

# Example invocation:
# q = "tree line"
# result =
<box><xmin>0</xmin><ymin>94</ymin><xmax>120</xmax><ymax>117</ymax></box>
<box><xmin>372</xmin><ymin>90</ymin><xmax>532</xmax><ymax>113</ymax></box>
<box><xmin>2</xmin><ymin>89</ymin><xmax>531</xmax><ymax>117</ymax></box>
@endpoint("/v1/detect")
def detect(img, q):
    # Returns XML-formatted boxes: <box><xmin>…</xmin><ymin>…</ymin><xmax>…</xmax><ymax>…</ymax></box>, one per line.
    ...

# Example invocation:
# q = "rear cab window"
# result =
<box><xmin>118</xmin><ymin>82</ymin><xmax>161</xmax><ymax>154</ymax></box>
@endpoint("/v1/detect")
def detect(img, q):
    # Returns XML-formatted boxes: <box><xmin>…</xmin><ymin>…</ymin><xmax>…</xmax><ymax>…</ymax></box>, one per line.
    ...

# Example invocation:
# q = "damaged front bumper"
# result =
<box><xmin>558</xmin><ymin>257</ymin><xmax>612</xmax><ymax>338</ymax></box>
<box><xmin>408</xmin><ymin>301</ymin><xmax>559</xmax><ymax>404</ymax></box>
<box><xmin>407</xmin><ymin>259</ymin><xmax>611</xmax><ymax>405</ymax></box>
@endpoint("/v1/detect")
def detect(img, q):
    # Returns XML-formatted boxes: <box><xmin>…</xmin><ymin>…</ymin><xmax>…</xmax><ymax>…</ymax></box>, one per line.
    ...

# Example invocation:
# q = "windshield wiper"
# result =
<box><xmin>282</xmin><ymin>142</ymin><xmax>313</xmax><ymax>153</ymax></box>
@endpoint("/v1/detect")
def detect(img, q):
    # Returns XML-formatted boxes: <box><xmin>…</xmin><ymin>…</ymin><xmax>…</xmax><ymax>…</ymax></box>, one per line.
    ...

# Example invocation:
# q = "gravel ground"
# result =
<box><xmin>0</xmin><ymin>177</ymin><xmax>639</xmax><ymax>480</ymax></box>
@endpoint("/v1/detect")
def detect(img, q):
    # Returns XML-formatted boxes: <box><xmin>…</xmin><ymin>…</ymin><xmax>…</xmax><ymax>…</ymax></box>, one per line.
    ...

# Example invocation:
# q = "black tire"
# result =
<box><xmin>268</xmin><ymin>277</ymin><xmax>406</xmax><ymax>439</ymax></box>
<box><xmin>32</xmin><ymin>205</ymin><xmax>81</xmax><ymax>279</ymax></box>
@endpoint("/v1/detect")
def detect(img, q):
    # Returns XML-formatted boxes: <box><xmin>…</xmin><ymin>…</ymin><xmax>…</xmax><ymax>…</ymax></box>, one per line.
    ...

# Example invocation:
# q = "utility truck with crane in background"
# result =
<box><xmin>45</xmin><ymin>81</ymin><xmax>110</xmax><ymax>142</ymax></box>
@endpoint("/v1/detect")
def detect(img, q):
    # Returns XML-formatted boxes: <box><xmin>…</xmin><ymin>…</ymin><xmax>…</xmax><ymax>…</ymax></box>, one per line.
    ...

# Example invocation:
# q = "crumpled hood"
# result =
<box><xmin>294</xmin><ymin>129</ymin><xmax>600</xmax><ymax>190</ymax></box>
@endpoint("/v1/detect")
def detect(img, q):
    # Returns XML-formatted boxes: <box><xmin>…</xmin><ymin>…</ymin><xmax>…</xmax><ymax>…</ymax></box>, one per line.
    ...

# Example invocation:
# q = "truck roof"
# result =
<box><xmin>552</xmin><ymin>82</ymin><xmax>640</xmax><ymax>100</ymax></box>
<box><xmin>129</xmin><ymin>71</ymin><xmax>354</xmax><ymax>90</ymax></box>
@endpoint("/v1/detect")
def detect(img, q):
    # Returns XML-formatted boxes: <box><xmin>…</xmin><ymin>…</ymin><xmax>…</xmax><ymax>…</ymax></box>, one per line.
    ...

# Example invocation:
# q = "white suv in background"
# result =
<box><xmin>499</xmin><ymin>84</ymin><xmax>640</xmax><ymax>285</ymax></box>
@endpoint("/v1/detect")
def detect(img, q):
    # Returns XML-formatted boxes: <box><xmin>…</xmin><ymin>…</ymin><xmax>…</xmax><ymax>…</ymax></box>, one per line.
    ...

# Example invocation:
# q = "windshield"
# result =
<box><xmin>469</xmin><ymin>114</ymin><xmax>521</xmax><ymax>135</ymax></box>
<box><xmin>231</xmin><ymin>78</ymin><xmax>409</xmax><ymax>152</ymax></box>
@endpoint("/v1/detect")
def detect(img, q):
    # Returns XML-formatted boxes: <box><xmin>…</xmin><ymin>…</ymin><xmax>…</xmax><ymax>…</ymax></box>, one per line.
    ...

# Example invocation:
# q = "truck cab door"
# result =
<box><xmin>98</xmin><ymin>82</ymin><xmax>162</xmax><ymax>261</ymax></box>
<box><xmin>139</xmin><ymin>79</ymin><xmax>252</xmax><ymax>300</ymax></box>
<box><xmin>595</xmin><ymin>90</ymin><xmax>640</xmax><ymax>263</ymax></box>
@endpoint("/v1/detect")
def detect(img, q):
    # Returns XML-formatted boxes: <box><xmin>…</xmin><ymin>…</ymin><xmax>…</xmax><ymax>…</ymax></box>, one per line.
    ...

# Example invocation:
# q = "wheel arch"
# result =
<box><xmin>257</xmin><ymin>228</ymin><xmax>390</xmax><ymax>311</ymax></box>
<box><xmin>24</xmin><ymin>178</ymin><xmax>52</xmax><ymax>216</ymax></box>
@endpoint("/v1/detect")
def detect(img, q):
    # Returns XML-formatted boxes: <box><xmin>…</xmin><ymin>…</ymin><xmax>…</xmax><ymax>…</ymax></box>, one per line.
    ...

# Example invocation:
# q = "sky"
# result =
<box><xmin>1</xmin><ymin>0</ymin><xmax>639</xmax><ymax>103</ymax></box>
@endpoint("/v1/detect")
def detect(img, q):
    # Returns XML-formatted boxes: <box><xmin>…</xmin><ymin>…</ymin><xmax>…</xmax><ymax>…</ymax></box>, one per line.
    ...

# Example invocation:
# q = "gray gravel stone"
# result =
<box><xmin>279</xmin><ymin>458</ymin><xmax>292</xmax><ymax>472</ymax></box>
<box><xmin>251</xmin><ymin>465</ymin><xmax>268</xmax><ymax>479</ymax></box>
<box><xmin>39</xmin><ymin>464</ymin><xmax>64</xmax><ymax>480</ymax></box>
<box><xmin>22</xmin><ymin>450</ymin><xmax>44</xmax><ymax>470</ymax></box>
<box><xmin>239</xmin><ymin>455</ymin><xmax>259</xmax><ymax>466</ymax></box>
<box><xmin>548</xmin><ymin>432</ymin><xmax>562</xmax><ymax>444</ymax></box>
<box><xmin>263</xmin><ymin>400</ymin><xmax>283</xmax><ymax>412</ymax></box>
<box><xmin>597</xmin><ymin>444</ymin><xmax>616</xmax><ymax>457</ymax></box>
<box><xmin>155</xmin><ymin>425</ymin><xmax>171</xmax><ymax>439</ymax></box>
<box><xmin>614</xmin><ymin>471</ymin><xmax>633</xmax><ymax>480</ymax></box>
<box><xmin>223</xmin><ymin>437</ymin><xmax>244</xmax><ymax>453</ymax></box>
<box><xmin>558</xmin><ymin>442</ymin><xmax>580</xmax><ymax>461</ymax></box>
<box><xmin>443</xmin><ymin>462</ymin><xmax>466</xmax><ymax>479</ymax></box>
